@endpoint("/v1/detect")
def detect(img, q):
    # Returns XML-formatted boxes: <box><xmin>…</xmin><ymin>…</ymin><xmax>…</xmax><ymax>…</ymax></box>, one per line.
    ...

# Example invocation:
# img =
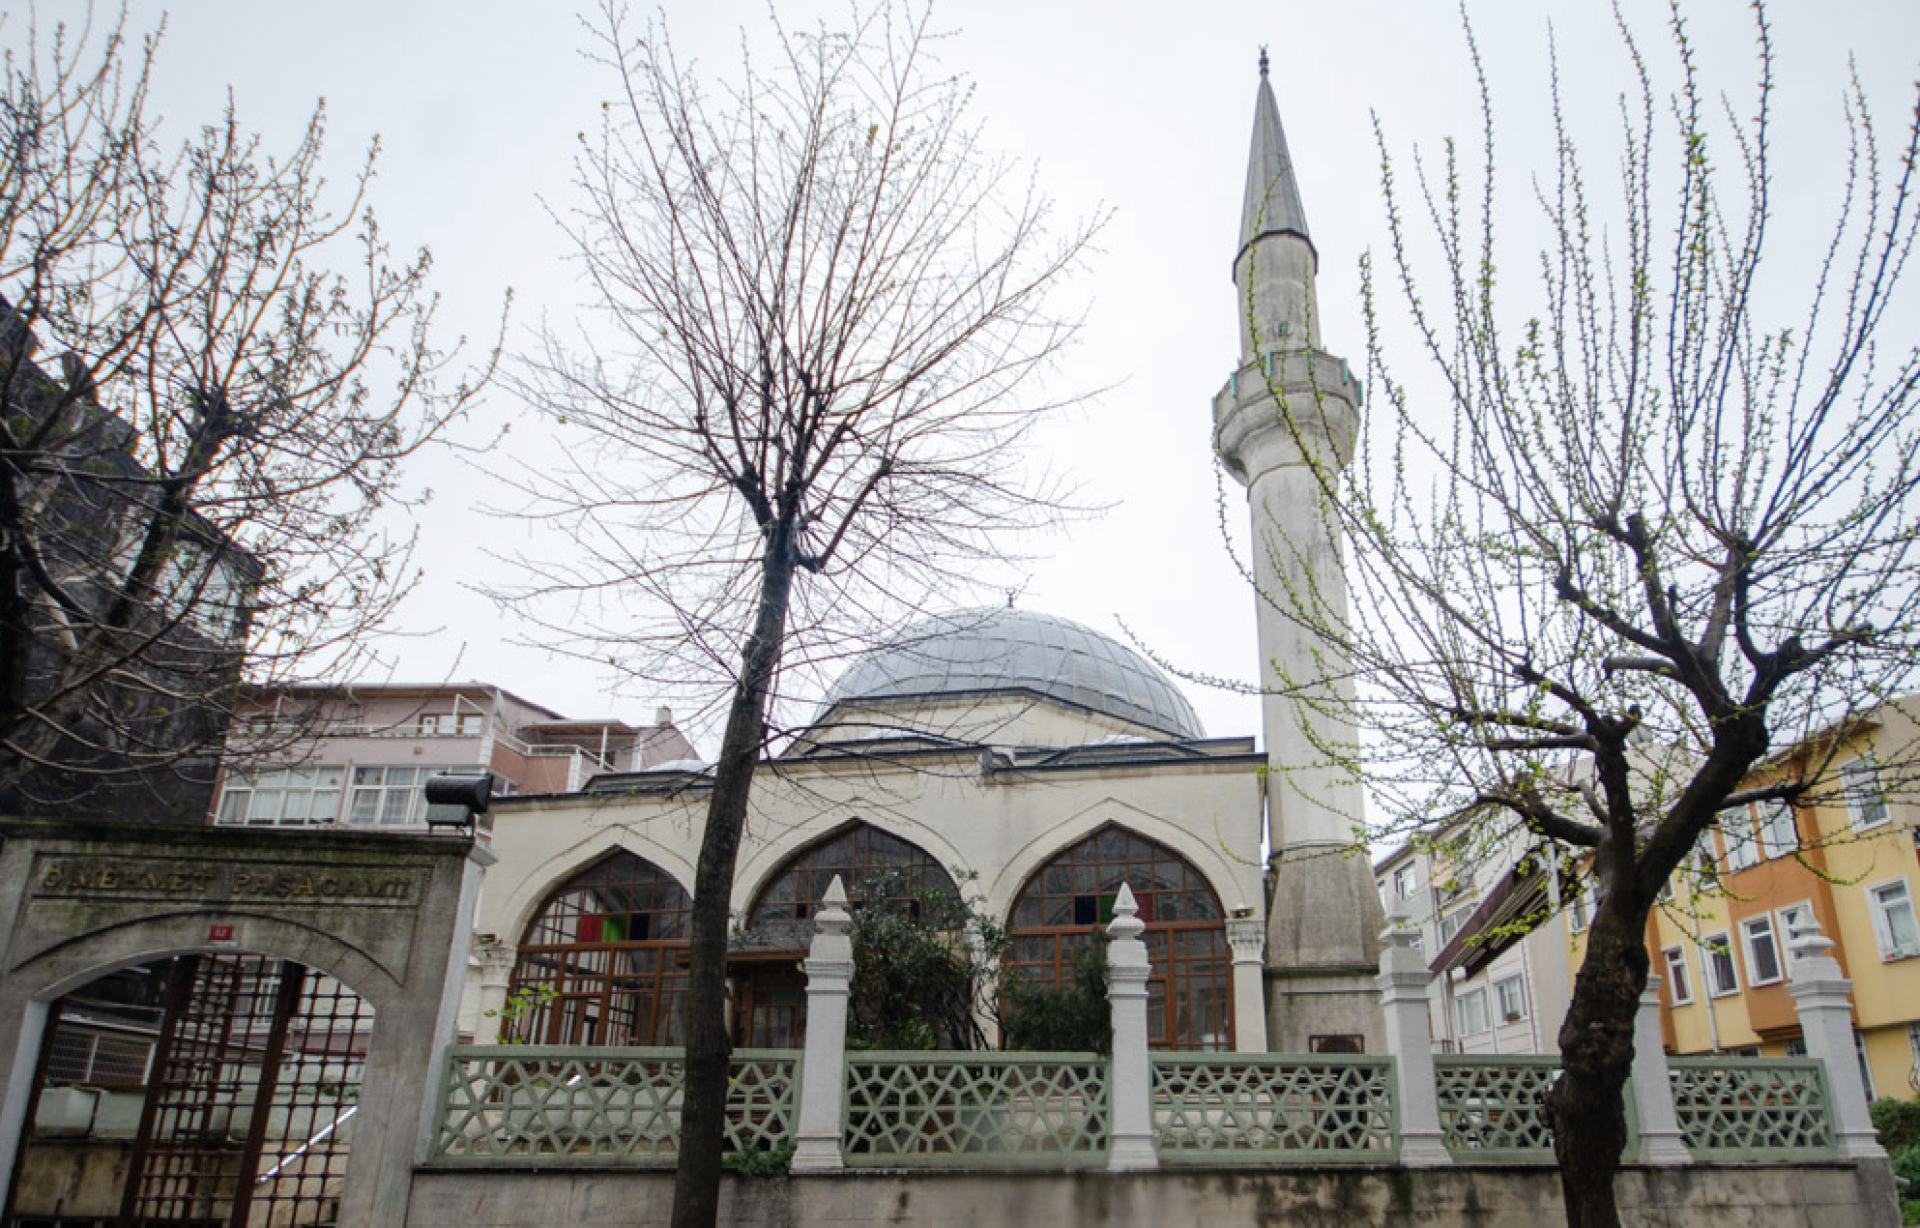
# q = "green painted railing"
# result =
<box><xmin>422</xmin><ymin>1045</ymin><xmax>1839</xmax><ymax>1170</ymax></box>
<box><xmin>1150</xmin><ymin>1054</ymin><xmax>1398</xmax><ymax>1164</ymax></box>
<box><xmin>426</xmin><ymin>1045</ymin><xmax>798</xmax><ymax>1166</ymax></box>
<box><xmin>842</xmin><ymin>1052</ymin><xmax>1109</xmax><ymax>1168</ymax></box>
<box><xmin>1434</xmin><ymin>1054</ymin><xmax>1639</xmax><ymax>1164</ymax></box>
<box><xmin>1669</xmin><ymin>1057</ymin><xmax>1836</xmax><ymax>1160</ymax></box>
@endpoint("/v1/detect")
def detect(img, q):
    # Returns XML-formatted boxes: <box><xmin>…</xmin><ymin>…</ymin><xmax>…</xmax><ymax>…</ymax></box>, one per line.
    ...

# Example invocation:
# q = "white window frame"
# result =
<box><xmin>1857</xmin><ymin>1031</ymin><xmax>1878</xmax><ymax>1101</ymax></box>
<box><xmin>1722</xmin><ymin>823</ymin><xmax>1760</xmax><ymax>872</ymax></box>
<box><xmin>1740</xmin><ymin>914</ymin><xmax>1784</xmax><ymax>986</ymax></box>
<box><xmin>1867</xmin><ymin>878</ymin><xmax>1920</xmax><ymax>961</ymax></box>
<box><xmin>1439</xmin><ymin>908</ymin><xmax>1466</xmax><ymax>945</ymax></box>
<box><xmin>1756</xmin><ymin>800</ymin><xmax>1800</xmax><ymax>860</ymax></box>
<box><xmin>1456</xmin><ymin>987</ymin><xmax>1491</xmax><ymax>1036</ymax></box>
<box><xmin>109</xmin><ymin>533</ymin><xmax>247</xmax><ymax>643</ymax></box>
<box><xmin>1393</xmin><ymin>863</ymin><xmax>1418</xmax><ymax>900</ymax></box>
<box><xmin>1495</xmin><ymin>975</ymin><xmax>1528</xmax><ymax>1023</ymax></box>
<box><xmin>1844</xmin><ymin>753</ymin><xmax>1891</xmax><ymax>831</ymax></box>
<box><xmin>1776</xmin><ymin>901</ymin><xmax>1815</xmax><ymax>979</ymax></box>
<box><xmin>1704</xmin><ymin>932</ymin><xmax>1740</xmax><ymax>997</ymax></box>
<box><xmin>348</xmin><ymin>765</ymin><xmax>438</xmax><ymax>828</ymax></box>
<box><xmin>1663</xmin><ymin>946</ymin><xmax>1694</xmax><ymax>1005</ymax></box>
<box><xmin>215</xmin><ymin>765</ymin><xmax>344</xmax><ymax>827</ymax></box>
<box><xmin>1567</xmin><ymin>893</ymin><xmax>1590</xmax><ymax>934</ymax></box>
<box><xmin>1694</xmin><ymin>832</ymin><xmax>1719</xmax><ymax>874</ymax></box>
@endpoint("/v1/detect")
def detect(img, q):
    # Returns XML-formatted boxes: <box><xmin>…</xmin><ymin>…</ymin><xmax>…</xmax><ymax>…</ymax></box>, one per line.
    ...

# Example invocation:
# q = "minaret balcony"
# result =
<box><xmin>1212</xmin><ymin>349</ymin><xmax>1361</xmax><ymax>487</ymax></box>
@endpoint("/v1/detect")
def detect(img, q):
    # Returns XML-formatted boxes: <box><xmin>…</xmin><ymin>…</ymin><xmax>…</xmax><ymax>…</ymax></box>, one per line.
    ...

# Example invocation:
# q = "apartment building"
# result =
<box><xmin>1375</xmin><ymin>832</ymin><xmax>1573</xmax><ymax>1055</ymax></box>
<box><xmin>212</xmin><ymin>682</ymin><xmax>697</xmax><ymax>830</ymax></box>
<box><xmin>1642</xmin><ymin>702</ymin><xmax>1920</xmax><ymax>1100</ymax></box>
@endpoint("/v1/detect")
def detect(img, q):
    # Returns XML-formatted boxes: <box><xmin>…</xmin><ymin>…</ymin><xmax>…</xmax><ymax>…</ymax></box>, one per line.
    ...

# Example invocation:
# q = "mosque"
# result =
<box><xmin>464</xmin><ymin>57</ymin><xmax>1386</xmax><ymax>1056</ymax></box>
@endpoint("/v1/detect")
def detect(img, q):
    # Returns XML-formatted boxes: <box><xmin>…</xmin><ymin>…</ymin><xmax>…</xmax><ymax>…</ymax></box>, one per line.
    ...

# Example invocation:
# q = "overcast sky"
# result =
<box><xmin>13</xmin><ymin>1</ymin><xmax>1919</xmax><ymax>756</ymax></box>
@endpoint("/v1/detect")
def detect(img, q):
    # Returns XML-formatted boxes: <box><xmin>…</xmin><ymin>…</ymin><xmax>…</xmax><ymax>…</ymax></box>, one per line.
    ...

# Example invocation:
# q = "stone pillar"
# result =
<box><xmin>366</xmin><ymin>839</ymin><xmax>496</xmax><ymax>1225</ymax></box>
<box><xmin>1788</xmin><ymin>920</ymin><xmax>1887</xmax><ymax>1160</ymax></box>
<box><xmin>1106</xmin><ymin>883</ymin><xmax>1158</xmax><ymax>1172</ymax></box>
<box><xmin>790</xmin><ymin>875</ymin><xmax>853</xmax><ymax>1173</ymax></box>
<box><xmin>1632</xmin><ymin>976</ymin><xmax>1692</xmax><ymax>1165</ymax></box>
<box><xmin>473</xmin><ymin>940</ymin><xmax>517</xmax><ymax>1042</ymax></box>
<box><xmin>1227</xmin><ymin>915</ymin><xmax>1267</xmax><ymax>1053</ymax></box>
<box><xmin>1375</xmin><ymin>901</ymin><xmax>1450</xmax><ymax>1166</ymax></box>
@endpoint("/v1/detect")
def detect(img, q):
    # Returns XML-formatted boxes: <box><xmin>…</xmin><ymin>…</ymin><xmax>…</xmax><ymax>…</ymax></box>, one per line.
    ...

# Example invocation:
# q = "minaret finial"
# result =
<box><xmin>1258</xmin><ymin>45</ymin><xmax>1269</xmax><ymax>78</ymax></box>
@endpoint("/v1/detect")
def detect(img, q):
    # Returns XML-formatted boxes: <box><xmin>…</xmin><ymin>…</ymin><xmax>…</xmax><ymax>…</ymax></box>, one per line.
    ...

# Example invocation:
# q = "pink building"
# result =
<box><xmin>213</xmin><ymin>682</ymin><xmax>697</xmax><ymax>830</ymax></box>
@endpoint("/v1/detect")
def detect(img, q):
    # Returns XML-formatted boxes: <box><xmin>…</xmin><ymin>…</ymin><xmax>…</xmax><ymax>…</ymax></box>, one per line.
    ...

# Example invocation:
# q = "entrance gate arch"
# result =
<box><xmin>0</xmin><ymin>817</ymin><xmax>488</xmax><ymax>1225</ymax></box>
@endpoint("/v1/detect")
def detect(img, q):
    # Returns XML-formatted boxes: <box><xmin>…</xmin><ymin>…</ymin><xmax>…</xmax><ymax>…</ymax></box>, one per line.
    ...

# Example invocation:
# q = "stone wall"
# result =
<box><xmin>10</xmin><ymin>1138</ymin><xmax>134</xmax><ymax>1221</ymax></box>
<box><xmin>405</xmin><ymin>1163</ymin><xmax>1900</xmax><ymax>1228</ymax></box>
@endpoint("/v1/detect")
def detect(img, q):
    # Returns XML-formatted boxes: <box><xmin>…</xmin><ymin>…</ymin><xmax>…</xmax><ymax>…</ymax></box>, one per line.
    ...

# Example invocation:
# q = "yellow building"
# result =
<box><xmin>1643</xmin><ymin>705</ymin><xmax>1920</xmax><ymax>1101</ymax></box>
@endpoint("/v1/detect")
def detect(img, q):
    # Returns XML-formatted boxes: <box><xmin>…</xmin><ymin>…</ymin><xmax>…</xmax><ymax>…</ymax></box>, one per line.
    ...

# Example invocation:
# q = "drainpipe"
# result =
<box><xmin>1518</xmin><ymin>926</ymin><xmax>1537</xmax><ymax>1051</ymax></box>
<box><xmin>1689</xmin><ymin>890</ymin><xmax>1724</xmax><ymax>1055</ymax></box>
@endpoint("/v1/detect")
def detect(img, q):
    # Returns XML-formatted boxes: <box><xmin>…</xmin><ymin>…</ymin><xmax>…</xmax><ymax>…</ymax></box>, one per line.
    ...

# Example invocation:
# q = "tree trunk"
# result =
<box><xmin>670</xmin><ymin>522</ymin><xmax>798</xmax><ymax>1228</ymax></box>
<box><xmin>1545</xmin><ymin>899</ymin><xmax>1650</xmax><ymax>1228</ymax></box>
<box><xmin>0</xmin><ymin>464</ymin><xmax>40</xmax><ymax>797</ymax></box>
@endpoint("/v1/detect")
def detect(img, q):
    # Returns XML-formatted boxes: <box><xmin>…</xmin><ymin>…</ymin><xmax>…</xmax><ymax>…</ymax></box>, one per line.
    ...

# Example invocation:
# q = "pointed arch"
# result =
<box><xmin>734</xmin><ymin>821</ymin><xmax>960</xmax><ymax>1047</ymax></box>
<box><xmin>506</xmin><ymin>849</ymin><xmax>692</xmax><ymax>1046</ymax></box>
<box><xmin>1006</xmin><ymin>824</ymin><xmax>1231</xmax><ymax>1050</ymax></box>
<box><xmin>492</xmin><ymin>827</ymin><xmax>698</xmax><ymax>958</ymax></box>
<box><xmin>741</xmin><ymin>820</ymin><xmax>960</xmax><ymax>949</ymax></box>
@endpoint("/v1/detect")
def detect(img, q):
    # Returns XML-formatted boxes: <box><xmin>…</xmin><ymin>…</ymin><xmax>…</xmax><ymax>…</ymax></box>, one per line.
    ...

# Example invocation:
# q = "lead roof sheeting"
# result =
<box><xmin>821</xmin><ymin>608</ymin><xmax>1204</xmax><ymax>740</ymax></box>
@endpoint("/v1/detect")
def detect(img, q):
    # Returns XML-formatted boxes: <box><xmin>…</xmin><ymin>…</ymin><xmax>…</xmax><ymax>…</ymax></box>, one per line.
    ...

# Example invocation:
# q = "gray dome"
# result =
<box><xmin>821</xmin><ymin>608</ymin><xmax>1204</xmax><ymax>739</ymax></box>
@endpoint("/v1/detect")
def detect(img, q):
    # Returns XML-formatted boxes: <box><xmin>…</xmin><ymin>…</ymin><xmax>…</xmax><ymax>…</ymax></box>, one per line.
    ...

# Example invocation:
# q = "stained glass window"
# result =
<box><xmin>742</xmin><ymin>823</ymin><xmax>957</xmax><ymax>949</ymax></box>
<box><xmin>738</xmin><ymin>823</ymin><xmax>959</xmax><ymax>1047</ymax></box>
<box><xmin>1006</xmin><ymin>827</ymin><xmax>1229</xmax><ymax>1050</ymax></box>
<box><xmin>508</xmin><ymin>852</ymin><xmax>692</xmax><ymax>1045</ymax></box>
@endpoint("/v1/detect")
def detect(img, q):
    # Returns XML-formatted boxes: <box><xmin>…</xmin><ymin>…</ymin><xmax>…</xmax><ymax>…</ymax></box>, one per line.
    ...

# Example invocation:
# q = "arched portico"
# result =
<box><xmin>0</xmin><ymin>818</ymin><xmax>488</xmax><ymax>1225</ymax></box>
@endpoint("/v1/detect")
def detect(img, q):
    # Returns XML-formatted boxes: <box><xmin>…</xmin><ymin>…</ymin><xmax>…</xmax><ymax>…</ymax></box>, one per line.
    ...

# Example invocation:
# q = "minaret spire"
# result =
<box><xmin>1238</xmin><ymin>53</ymin><xmax>1314</xmax><ymax>271</ymax></box>
<box><xmin>1233</xmin><ymin>57</ymin><xmax>1321</xmax><ymax>359</ymax></box>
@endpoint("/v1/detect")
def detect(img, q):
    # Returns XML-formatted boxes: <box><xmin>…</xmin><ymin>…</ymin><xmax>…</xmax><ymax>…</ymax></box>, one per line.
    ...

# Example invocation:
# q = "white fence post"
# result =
<box><xmin>1631</xmin><ymin>976</ymin><xmax>1692</xmax><ymax>1165</ymax></box>
<box><xmin>1106</xmin><ymin>883</ymin><xmax>1158</xmax><ymax>1171</ymax></box>
<box><xmin>789</xmin><ymin>874</ymin><xmax>853</xmax><ymax>1172</ymax></box>
<box><xmin>1787</xmin><ymin>919</ymin><xmax>1887</xmax><ymax>1160</ymax></box>
<box><xmin>1376</xmin><ymin>899</ymin><xmax>1451</xmax><ymax>1166</ymax></box>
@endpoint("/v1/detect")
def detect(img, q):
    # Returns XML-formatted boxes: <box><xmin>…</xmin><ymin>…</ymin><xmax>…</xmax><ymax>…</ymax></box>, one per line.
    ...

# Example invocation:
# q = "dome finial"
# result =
<box><xmin>1258</xmin><ymin>45</ymin><xmax>1269</xmax><ymax>78</ymax></box>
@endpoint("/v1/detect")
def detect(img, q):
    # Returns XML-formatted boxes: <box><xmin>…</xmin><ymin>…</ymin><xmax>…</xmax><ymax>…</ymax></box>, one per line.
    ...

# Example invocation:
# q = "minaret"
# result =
<box><xmin>1213</xmin><ymin>50</ymin><xmax>1384</xmax><ymax>1053</ymax></box>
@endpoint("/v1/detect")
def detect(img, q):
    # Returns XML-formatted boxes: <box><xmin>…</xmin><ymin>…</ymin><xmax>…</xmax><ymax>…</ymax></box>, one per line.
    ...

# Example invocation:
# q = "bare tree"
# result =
<box><xmin>0</xmin><ymin>13</ymin><xmax>489</xmax><ymax>820</ymax></box>
<box><xmin>503</xmin><ymin>4</ymin><xmax>1093</xmax><ymax>1224</ymax></box>
<box><xmin>1244</xmin><ymin>6</ymin><xmax>1920</xmax><ymax>1226</ymax></box>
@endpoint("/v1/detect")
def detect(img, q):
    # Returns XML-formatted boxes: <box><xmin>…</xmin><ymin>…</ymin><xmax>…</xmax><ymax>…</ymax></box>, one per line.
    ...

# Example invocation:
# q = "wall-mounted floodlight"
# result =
<box><xmin>423</xmin><ymin>771</ymin><xmax>494</xmax><ymax>834</ymax></box>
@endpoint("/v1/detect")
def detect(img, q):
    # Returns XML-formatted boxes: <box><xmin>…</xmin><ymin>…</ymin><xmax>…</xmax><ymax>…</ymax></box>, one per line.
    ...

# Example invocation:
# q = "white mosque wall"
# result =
<box><xmin>463</xmin><ymin>736</ymin><xmax>1267</xmax><ymax>1045</ymax></box>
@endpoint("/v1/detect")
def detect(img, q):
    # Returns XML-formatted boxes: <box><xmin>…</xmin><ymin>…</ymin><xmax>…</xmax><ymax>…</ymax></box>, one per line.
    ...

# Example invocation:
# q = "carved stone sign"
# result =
<box><xmin>31</xmin><ymin>853</ymin><xmax>419</xmax><ymax>907</ymax></box>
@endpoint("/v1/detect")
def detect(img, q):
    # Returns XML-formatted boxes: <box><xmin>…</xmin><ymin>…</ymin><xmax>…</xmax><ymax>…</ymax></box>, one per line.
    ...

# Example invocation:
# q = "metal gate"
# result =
<box><xmin>117</xmin><ymin>955</ymin><xmax>373</xmax><ymax>1228</ymax></box>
